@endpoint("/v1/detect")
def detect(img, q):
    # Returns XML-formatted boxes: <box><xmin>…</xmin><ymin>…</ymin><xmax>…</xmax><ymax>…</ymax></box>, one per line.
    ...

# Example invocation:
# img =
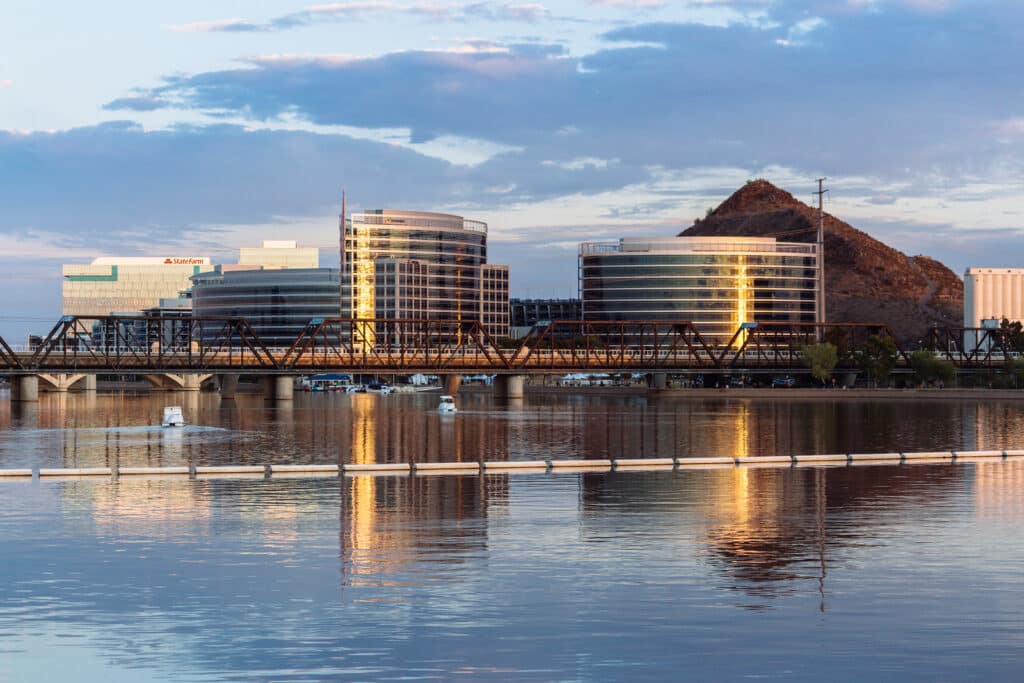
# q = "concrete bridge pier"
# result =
<box><xmin>264</xmin><ymin>376</ymin><xmax>295</xmax><ymax>401</ymax></box>
<box><xmin>219</xmin><ymin>373</ymin><xmax>240</xmax><ymax>399</ymax></box>
<box><xmin>443</xmin><ymin>374</ymin><xmax>462</xmax><ymax>396</ymax></box>
<box><xmin>495</xmin><ymin>374</ymin><xmax>526</xmax><ymax>399</ymax></box>
<box><xmin>37</xmin><ymin>373</ymin><xmax>93</xmax><ymax>393</ymax></box>
<box><xmin>11</xmin><ymin>375</ymin><xmax>39</xmax><ymax>402</ymax></box>
<box><xmin>144</xmin><ymin>373</ymin><xmax>213</xmax><ymax>392</ymax></box>
<box><xmin>647</xmin><ymin>372</ymin><xmax>668</xmax><ymax>392</ymax></box>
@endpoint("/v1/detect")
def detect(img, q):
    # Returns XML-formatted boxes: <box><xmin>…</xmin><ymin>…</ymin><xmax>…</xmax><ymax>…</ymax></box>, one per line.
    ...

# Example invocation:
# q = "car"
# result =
<box><xmin>772</xmin><ymin>376</ymin><xmax>796</xmax><ymax>388</ymax></box>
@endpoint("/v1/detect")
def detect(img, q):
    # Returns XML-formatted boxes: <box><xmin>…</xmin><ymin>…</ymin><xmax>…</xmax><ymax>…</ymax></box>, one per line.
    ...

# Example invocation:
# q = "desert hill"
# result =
<box><xmin>680</xmin><ymin>179</ymin><xmax>962</xmax><ymax>342</ymax></box>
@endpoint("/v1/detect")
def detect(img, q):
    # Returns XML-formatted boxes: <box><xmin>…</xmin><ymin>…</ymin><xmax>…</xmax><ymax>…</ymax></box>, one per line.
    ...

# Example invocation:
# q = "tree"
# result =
<box><xmin>823</xmin><ymin>327</ymin><xmax>850</xmax><ymax>362</ymax></box>
<box><xmin>801</xmin><ymin>342</ymin><xmax>838</xmax><ymax>386</ymax></box>
<box><xmin>857</xmin><ymin>334</ymin><xmax>898</xmax><ymax>387</ymax></box>
<box><xmin>910</xmin><ymin>349</ymin><xmax>956</xmax><ymax>386</ymax></box>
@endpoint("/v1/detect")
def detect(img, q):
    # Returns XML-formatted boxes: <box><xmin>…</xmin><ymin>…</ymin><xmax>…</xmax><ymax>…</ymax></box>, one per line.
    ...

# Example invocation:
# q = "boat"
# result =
<box><xmin>162</xmin><ymin>406</ymin><xmax>186</xmax><ymax>427</ymax></box>
<box><xmin>437</xmin><ymin>395</ymin><xmax>457</xmax><ymax>413</ymax></box>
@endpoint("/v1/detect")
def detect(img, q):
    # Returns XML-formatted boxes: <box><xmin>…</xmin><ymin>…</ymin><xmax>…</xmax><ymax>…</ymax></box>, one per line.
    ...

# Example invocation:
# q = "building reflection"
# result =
<box><xmin>340</xmin><ymin>393</ymin><xmax>507</xmax><ymax>587</ymax></box>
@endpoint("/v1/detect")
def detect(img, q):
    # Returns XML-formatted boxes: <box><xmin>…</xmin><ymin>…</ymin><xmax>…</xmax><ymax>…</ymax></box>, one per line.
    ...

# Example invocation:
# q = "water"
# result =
<box><xmin>1</xmin><ymin>391</ymin><xmax>1023</xmax><ymax>681</ymax></box>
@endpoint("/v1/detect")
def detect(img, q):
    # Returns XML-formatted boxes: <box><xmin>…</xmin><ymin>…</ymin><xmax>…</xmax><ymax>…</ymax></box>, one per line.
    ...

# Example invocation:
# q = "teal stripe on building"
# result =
<box><xmin>66</xmin><ymin>266</ymin><xmax>118</xmax><ymax>282</ymax></box>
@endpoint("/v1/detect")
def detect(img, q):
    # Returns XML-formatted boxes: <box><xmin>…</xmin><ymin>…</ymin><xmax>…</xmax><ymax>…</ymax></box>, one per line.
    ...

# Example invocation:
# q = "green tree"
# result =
<box><xmin>857</xmin><ymin>335</ymin><xmax>898</xmax><ymax>387</ymax></box>
<box><xmin>910</xmin><ymin>349</ymin><xmax>956</xmax><ymax>386</ymax></box>
<box><xmin>801</xmin><ymin>342</ymin><xmax>838</xmax><ymax>386</ymax></box>
<box><xmin>823</xmin><ymin>327</ymin><xmax>851</xmax><ymax>362</ymax></box>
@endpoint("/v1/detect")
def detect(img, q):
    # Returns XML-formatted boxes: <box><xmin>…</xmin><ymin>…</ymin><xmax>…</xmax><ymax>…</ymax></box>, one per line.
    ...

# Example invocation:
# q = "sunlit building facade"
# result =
<box><xmin>578</xmin><ymin>236</ymin><xmax>818</xmax><ymax>344</ymax></box>
<box><xmin>63</xmin><ymin>256</ymin><xmax>211</xmax><ymax>318</ymax></box>
<box><xmin>342</xmin><ymin>209</ymin><xmax>509</xmax><ymax>337</ymax></box>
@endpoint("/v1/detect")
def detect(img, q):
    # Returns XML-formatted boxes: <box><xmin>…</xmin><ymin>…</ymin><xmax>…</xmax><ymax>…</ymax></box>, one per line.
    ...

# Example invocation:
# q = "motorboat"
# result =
<box><xmin>162</xmin><ymin>406</ymin><xmax>186</xmax><ymax>427</ymax></box>
<box><xmin>437</xmin><ymin>395</ymin><xmax>457</xmax><ymax>413</ymax></box>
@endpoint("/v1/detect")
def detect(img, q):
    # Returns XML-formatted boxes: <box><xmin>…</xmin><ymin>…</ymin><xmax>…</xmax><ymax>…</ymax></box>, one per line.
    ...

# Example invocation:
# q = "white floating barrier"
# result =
<box><xmin>413</xmin><ymin>462</ymin><xmax>481</xmax><ymax>473</ymax></box>
<box><xmin>195</xmin><ymin>465</ymin><xmax>266</xmax><ymax>477</ymax></box>
<box><xmin>342</xmin><ymin>463</ymin><xmax>411</xmax><ymax>475</ymax></box>
<box><xmin>1003</xmin><ymin>450</ymin><xmax>1024</xmax><ymax>457</ymax></box>
<box><xmin>550</xmin><ymin>459</ymin><xmax>612</xmax><ymax>469</ymax></box>
<box><xmin>0</xmin><ymin>469</ymin><xmax>33</xmax><ymax>478</ymax></box>
<box><xmin>793</xmin><ymin>454</ymin><xmax>850</xmax><ymax>466</ymax></box>
<box><xmin>737</xmin><ymin>456</ymin><xmax>793</xmax><ymax>466</ymax></box>
<box><xmin>118</xmin><ymin>466</ymin><xmax>191</xmax><ymax>476</ymax></box>
<box><xmin>901</xmin><ymin>451</ymin><xmax>954</xmax><ymax>461</ymax></box>
<box><xmin>676</xmin><ymin>457</ymin><xmax>736</xmax><ymax>468</ymax></box>
<box><xmin>848</xmin><ymin>452</ymin><xmax>903</xmax><ymax>464</ymax></box>
<box><xmin>952</xmin><ymin>450</ymin><xmax>1004</xmax><ymax>460</ymax></box>
<box><xmin>612</xmin><ymin>458</ymin><xmax>675</xmax><ymax>470</ymax></box>
<box><xmin>482</xmin><ymin>460</ymin><xmax>549</xmax><ymax>473</ymax></box>
<box><xmin>270</xmin><ymin>464</ymin><xmax>340</xmax><ymax>475</ymax></box>
<box><xmin>39</xmin><ymin>467</ymin><xmax>112</xmax><ymax>477</ymax></box>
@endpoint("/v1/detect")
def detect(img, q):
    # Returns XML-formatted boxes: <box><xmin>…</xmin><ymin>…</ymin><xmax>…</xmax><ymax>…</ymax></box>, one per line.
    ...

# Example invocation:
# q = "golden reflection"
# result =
<box><xmin>734</xmin><ymin>258</ymin><xmax>750</xmax><ymax>349</ymax></box>
<box><xmin>353</xmin><ymin>223</ymin><xmax>375</xmax><ymax>351</ymax></box>
<box><xmin>974</xmin><ymin>460</ymin><xmax>1024</xmax><ymax>520</ymax></box>
<box><xmin>79</xmin><ymin>479</ymin><xmax>211</xmax><ymax>536</ymax></box>
<box><xmin>347</xmin><ymin>394</ymin><xmax>378</xmax><ymax>576</ymax></box>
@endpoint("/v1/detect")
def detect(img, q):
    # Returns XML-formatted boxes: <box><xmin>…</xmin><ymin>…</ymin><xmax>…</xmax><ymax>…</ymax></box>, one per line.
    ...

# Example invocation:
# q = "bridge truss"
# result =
<box><xmin>0</xmin><ymin>316</ymin><xmax>1016</xmax><ymax>374</ymax></box>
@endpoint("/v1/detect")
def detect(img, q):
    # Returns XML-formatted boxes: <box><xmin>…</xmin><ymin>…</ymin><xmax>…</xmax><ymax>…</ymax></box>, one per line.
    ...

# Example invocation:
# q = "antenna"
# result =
<box><xmin>814</xmin><ymin>178</ymin><xmax>829</xmax><ymax>333</ymax></box>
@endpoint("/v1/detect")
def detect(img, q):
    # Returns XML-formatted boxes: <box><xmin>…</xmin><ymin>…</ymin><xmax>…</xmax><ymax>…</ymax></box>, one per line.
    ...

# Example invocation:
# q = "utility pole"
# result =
<box><xmin>339</xmin><ymin>189</ymin><xmax>347</xmax><ymax>313</ymax></box>
<box><xmin>814</xmin><ymin>178</ymin><xmax>829</xmax><ymax>336</ymax></box>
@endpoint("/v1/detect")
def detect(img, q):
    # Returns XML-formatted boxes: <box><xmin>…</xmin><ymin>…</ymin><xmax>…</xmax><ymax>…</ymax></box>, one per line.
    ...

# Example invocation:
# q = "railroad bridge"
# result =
<box><xmin>0</xmin><ymin>316</ymin><xmax>1015</xmax><ymax>401</ymax></box>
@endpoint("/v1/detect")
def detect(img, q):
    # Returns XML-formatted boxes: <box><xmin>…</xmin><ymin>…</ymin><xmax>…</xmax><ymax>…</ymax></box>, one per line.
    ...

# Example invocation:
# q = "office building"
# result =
<box><xmin>63</xmin><ymin>256</ymin><xmax>210</xmax><ymax>319</ymax></box>
<box><xmin>342</xmin><ymin>209</ymin><xmax>509</xmax><ymax>337</ymax></box>
<box><xmin>510</xmin><ymin>297</ymin><xmax>581</xmax><ymax>339</ymax></box>
<box><xmin>238</xmin><ymin>240</ymin><xmax>319</xmax><ymax>270</ymax></box>
<box><xmin>191</xmin><ymin>268</ymin><xmax>341</xmax><ymax>346</ymax></box>
<box><xmin>578</xmin><ymin>236</ymin><xmax>818</xmax><ymax>344</ymax></box>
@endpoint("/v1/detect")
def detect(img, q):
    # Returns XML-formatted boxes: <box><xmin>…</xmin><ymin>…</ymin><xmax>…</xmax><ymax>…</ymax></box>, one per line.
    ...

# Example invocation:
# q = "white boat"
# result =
<box><xmin>162</xmin><ymin>406</ymin><xmax>186</xmax><ymax>427</ymax></box>
<box><xmin>437</xmin><ymin>395</ymin><xmax>457</xmax><ymax>413</ymax></box>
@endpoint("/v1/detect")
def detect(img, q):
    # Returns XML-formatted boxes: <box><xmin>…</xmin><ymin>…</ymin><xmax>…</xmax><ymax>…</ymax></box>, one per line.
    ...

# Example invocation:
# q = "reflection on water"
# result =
<box><xmin>1</xmin><ymin>462</ymin><xmax>1022</xmax><ymax>681</ymax></box>
<box><xmin>2</xmin><ymin>390</ymin><xmax>1024</xmax><ymax>680</ymax></box>
<box><xmin>3</xmin><ymin>390</ymin><xmax>1024</xmax><ymax>470</ymax></box>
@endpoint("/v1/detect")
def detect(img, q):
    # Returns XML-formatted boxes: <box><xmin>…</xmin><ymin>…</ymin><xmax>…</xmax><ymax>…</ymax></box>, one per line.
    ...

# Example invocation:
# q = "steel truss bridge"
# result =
<box><xmin>0</xmin><ymin>316</ymin><xmax>1017</xmax><ymax>376</ymax></box>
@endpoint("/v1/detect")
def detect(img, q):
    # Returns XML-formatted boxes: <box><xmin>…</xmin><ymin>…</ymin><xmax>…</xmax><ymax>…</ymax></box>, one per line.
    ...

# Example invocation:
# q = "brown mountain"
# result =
<box><xmin>680</xmin><ymin>179</ymin><xmax>963</xmax><ymax>342</ymax></box>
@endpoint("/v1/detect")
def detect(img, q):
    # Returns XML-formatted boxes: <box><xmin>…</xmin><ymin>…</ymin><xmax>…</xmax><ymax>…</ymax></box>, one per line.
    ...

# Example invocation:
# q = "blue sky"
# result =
<box><xmin>2</xmin><ymin>0</ymin><xmax>1023</xmax><ymax>338</ymax></box>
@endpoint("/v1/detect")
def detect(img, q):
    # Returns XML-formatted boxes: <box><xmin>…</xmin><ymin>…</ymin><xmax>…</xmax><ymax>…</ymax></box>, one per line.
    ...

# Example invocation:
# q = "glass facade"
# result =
<box><xmin>579</xmin><ymin>237</ymin><xmax>818</xmax><ymax>343</ymax></box>
<box><xmin>342</xmin><ymin>209</ymin><xmax>509</xmax><ymax>337</ymax></box>
<box><xmin>191</xmin><ymin>268</ymin><xmax>341</xmax><ymax>346</ymax></box>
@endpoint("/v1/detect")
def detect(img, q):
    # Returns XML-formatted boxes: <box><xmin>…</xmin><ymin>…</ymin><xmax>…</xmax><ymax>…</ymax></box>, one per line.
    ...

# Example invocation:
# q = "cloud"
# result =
<box><xmin>0</xmin><ymin>79</ymin><xmax>13</xmax><ymax>88</ymax></box>
<box><xmin>166</xmin><ymin>2</ymin><xmax>552</xmax><ymax>33</ymax></box>
<box><xmin>114</xmin><ymin>4</ymin><xmax>1024</xmax><ymax>186</ymax></box>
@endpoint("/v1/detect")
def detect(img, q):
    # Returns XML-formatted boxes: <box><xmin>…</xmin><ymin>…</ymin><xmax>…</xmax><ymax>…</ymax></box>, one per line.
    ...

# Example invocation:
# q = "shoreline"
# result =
<box><xmin>520</xmin><ymin>385</ymin><xmax>1024</xmax><ymax>401</ymax></box>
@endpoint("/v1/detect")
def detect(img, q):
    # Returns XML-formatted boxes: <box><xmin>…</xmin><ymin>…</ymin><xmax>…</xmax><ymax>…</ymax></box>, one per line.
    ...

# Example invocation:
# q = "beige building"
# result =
<box><xmin>63</xmin><ymin>256</ymin><xmax>210</xmax><ymax>318</ymax></box>
<box><xmin>237</xmin><ymin>240</ymin><xmax>319</xmax><ymax>270</ymax></box>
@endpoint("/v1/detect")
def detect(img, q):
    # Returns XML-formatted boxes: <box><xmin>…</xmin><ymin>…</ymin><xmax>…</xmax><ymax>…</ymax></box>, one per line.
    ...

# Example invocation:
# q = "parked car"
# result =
<box><xmin>772</xmin><ymin>376</ymin><xmax>797</xmax><ymax>388</ymax></box>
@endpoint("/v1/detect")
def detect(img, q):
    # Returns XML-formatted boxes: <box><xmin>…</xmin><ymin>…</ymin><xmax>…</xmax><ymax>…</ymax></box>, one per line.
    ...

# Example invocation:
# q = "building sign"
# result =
<box><xmin>163</xmin><ymin>257</ymin><xmax>207</xmax><ymax>265</ymax></box>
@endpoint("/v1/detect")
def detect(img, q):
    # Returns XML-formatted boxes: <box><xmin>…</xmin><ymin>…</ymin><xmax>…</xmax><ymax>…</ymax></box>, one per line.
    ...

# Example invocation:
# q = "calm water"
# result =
<box><xmin>1</xmin><ymin>391</ymin><xmax>1023</xmax><ymax>681</ymax></box>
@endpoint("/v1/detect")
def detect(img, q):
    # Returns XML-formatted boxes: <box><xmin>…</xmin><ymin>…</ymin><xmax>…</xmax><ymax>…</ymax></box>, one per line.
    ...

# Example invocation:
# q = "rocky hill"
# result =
<box><xmin>680</xmin><ymin>179</ymin><xmax>962</xmax><ymax>342</ymax></box>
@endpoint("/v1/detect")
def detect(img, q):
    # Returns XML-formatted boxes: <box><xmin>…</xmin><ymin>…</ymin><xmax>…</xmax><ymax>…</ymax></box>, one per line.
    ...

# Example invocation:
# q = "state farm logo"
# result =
<box><xmin>163</xmin><ymin>257</ymin><xmax>206</xmax><ymax>265</ymax></box>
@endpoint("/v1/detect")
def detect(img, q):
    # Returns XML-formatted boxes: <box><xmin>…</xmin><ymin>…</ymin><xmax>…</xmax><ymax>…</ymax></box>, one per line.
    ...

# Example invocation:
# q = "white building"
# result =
<box><xmin>237</xmin><ymin>240</ymin><xmax>319</xmax><ymax>270</ymax></box>
<box><xmin>63</xmin><ymin>256</ymin><xmax>210</xmax><ymax>318</ymax></box>
<box><xmin>963</xmin><ymin>268</ymin><xmax>1024</xmax><ymax>328</ymax></box>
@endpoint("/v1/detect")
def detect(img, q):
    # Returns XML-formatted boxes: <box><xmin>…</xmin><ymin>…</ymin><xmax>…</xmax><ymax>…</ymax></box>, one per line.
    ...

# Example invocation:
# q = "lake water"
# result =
<box><xmin>1</xmin><ymin>391</ymin><xmax>1023</xmax><ymax>681</ymax></box>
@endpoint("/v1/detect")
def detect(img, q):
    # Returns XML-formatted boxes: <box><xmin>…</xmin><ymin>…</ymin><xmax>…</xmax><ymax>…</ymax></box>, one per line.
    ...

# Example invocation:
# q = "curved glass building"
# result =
<box><xmin>579</xmin><ymin>237</ymin><xmax>818</xmax><ymax>344</ymax></box>
<box><xmin>191</xmin><ymin>268</ymin><xmax>340</xmax><ymax>346</ymax></box>
<box><xmin>343</xmin><ymin>209</ymin><xmax>508</xmax><ymax>337</ymax></box>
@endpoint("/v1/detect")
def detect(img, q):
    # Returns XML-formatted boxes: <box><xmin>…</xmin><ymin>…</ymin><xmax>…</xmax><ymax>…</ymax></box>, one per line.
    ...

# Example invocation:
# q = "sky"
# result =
<box><xmin>2</xmin><ymin>0</ymin><xmax>1023</xmax><ymax>339</ymax></box>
